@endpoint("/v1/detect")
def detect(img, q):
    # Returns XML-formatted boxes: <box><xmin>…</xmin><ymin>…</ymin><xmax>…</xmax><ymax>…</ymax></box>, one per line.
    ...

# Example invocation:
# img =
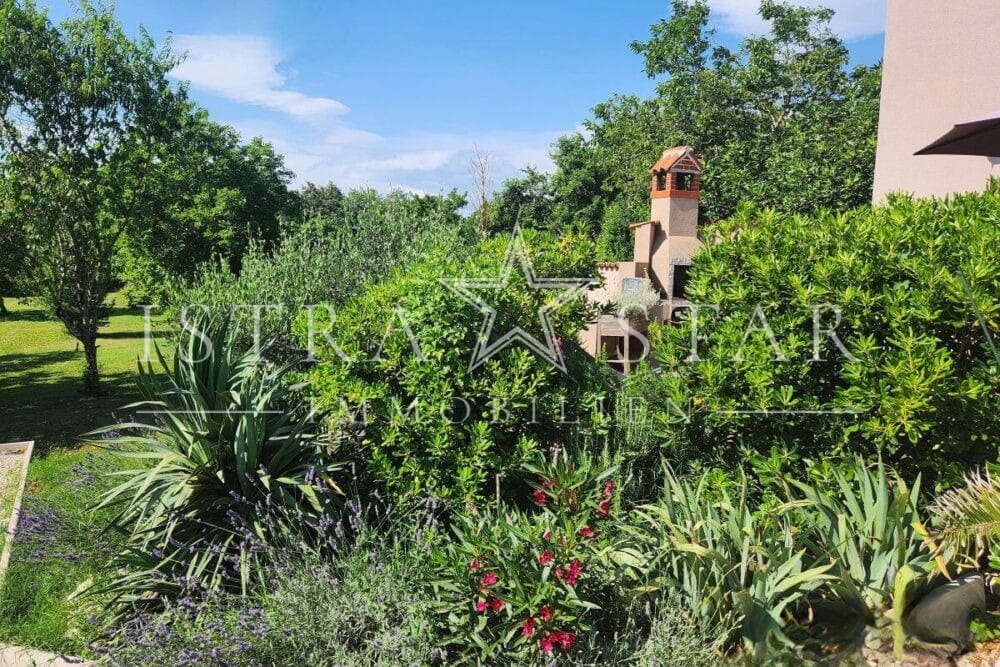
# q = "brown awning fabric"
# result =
<box><xmin>915</xmin><ymin>112</ymin><xmax>1000</xmax><ymax>157</ymax></box>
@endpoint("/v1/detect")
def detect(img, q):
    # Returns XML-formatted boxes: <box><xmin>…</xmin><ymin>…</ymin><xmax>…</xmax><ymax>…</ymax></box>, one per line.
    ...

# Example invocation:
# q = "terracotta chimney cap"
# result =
<box><xmin>650</xmin><ymin>146</ymin><xmax>702</xmax><ymax>173</ymax></box>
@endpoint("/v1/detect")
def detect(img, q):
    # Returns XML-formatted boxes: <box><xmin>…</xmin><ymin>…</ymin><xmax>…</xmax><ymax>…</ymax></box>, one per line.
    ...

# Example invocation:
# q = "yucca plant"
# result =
<box><xmin>930</xmin><ymin>468</ymin><xmax>1000</xmax><ymax>569</ymax></box>
<box><xmin>784</xmin><ymin>459</ymin><xmax>936</xmax><ymax>636</ymax></box>
<box><xmin>87</xmin><ymin>315</ymin><xmax>343</xmax><ymax>614</ymax></box>
<box><xmin>617</xmin><ymin>467</ymin><xmax>833</xmax><ymax>663</ymax></box>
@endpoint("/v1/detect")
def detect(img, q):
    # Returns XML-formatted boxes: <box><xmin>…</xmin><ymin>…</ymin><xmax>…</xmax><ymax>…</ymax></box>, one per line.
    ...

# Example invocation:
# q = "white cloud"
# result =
<box><xmin>171</xmin><ymin>35</ymin><xmax>349</xmax><ymax>120</ymax></box>
<box><xmin>170</xmin><ymin>34</ymin><xmax>566</xmax><ymax>196</ymax></box>
<box><xmin>709</xmin><ymin>0</ymin><xmax>887</xmax><ymax>40</ymax></box>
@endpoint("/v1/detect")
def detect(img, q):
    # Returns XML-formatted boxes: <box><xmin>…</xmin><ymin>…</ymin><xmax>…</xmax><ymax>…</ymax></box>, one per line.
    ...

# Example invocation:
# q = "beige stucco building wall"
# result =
<box><xmin>872</xmin><ymin>0</ymin><xmax>1000</xmax><ymax>202</ymax></box>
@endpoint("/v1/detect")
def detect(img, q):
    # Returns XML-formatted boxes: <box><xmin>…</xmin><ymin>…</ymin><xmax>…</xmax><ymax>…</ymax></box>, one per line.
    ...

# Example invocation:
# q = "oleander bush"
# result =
<box><xmin>427</xmin><ymin>450</ymin><xmax>621</xmax><ymax>663</ymax></box>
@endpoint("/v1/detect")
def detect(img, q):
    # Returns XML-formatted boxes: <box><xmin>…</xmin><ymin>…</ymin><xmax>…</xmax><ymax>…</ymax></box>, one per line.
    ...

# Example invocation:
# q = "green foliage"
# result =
<box><xmin>104</xmin><ymin>507</ymin><xmax>439</xmax><ymax>666</ymax></box>
<box><xmin>930</xmin><ymin>468</ymin><xmax>1000</xmax><ymax>569</ymax></box>
<box><xmin>175</xmin><ymin>187</ymin><xmax>473</xmax><ymax>355</ymax></box>
<box><xmin>427</xmin><ymin>451</ymin><xmax>619</xmax><ymax>663</ymax></box>
<box><xmin>89</xmin><ymin>316</ymin><xmax>343</xmax><ymax>612</ymax></box>
<box><xmin>550</xmin><ymin>0</ymin><xmax>880</xmax><ymax>231</ymax></box>
<box><xmin>643</xmin><ymin>192</ymin><xmax>1000</xmax><ymax>481</ymax></box>
<box><xmin>618</xmin><ymin>467</ymin><xmax>833</xmax><ymax>662</ymax></box>
<box><xmin>489</xmin><ymin>167</ymin><xmax>556</xmax><ymax>236</ymax></box>
<box><xmin>784</xmin><ymin>459</ymin><xmax>935</xmax><ymax>624</ymax></box>
<box><xmin>594</xmin><ymin>200</ymin><xmax>635</xmax><ymax>262</ymax></box>
<box><xmin>295</xmin><ymin>230</ymin><xmax>610</xmax><ymax>505</ymax></box>
<box><xmin>117</xmin><ymin>109</ymin><xmax>298</xmax><ymax>306</ymax></box>
<box><xmin>0</xmin><ymin>0</ymin><xmax>186</xmax><ymax>391</ymax></box>
<box><xmin>635</xmin><ymin>593</ymin><xmax>724</xmax><ymax>667</ymax></box>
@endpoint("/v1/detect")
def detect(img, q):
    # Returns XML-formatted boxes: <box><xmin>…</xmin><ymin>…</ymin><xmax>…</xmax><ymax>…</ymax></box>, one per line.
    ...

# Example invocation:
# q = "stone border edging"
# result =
<box><xmin>0</xmin><ymin>441</ymin><xmax>34</xmax><ymax>581</ymax></box>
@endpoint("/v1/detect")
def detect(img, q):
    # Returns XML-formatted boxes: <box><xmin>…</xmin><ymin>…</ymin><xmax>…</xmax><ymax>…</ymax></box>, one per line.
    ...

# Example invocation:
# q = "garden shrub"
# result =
<box><xmin>427</xmin><ymin>450</ymin><xmax>622</xmax><ymax>664</ymax></box>
<box><xmin>89</xmin><ymin>316</ymin><xmax>343</xmax><ymax>613</ymax></box>
<box><xmin>635</xmin><ymin>593</ymin><xmax>724</xmax><ymax>667</ymax></box>
<box><xmin>102</xmin><ymin>500</ymin><xmax>440</xmax><ymax>666</ymax></box>
<box><xmin>171</xmin><ymin>188</ymin><xmax>474</xmax><ymax>354</ymax></box>
<box><xmin>295</xmin><ymin>229</ymin><xmax>612</xmax><ymax>506</ymax></box>
<box><xmin>643</xmin><ymin>191</ymin><xmax>1000</xmax><ymax>481</ymax></box>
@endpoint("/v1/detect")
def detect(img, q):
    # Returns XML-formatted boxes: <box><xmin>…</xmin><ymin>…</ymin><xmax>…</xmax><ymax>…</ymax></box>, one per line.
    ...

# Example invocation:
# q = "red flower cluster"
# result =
<box><xmin>595</xmin><ymin>481</ymin><xmax>616</xmax><ymax>518</ymax></box>
<box><xmin>554</xmin><ymin>558</ymin><xmax>583</xmax><ymax>586</ymax></box>
<box><xmin>539</xmin><ymin>629</ymin><xmax>575</xmax><ymax>654</ymax></box>
<box><xmin>538</xmin><ymin>550</ymin><xmax>554</xmax><ymax>565</ymax></box>
<box><xmin>532</xmin><ymin>488</ymin><xmax>548</xmax><ymax>505</ymax></box>
<box><xmin>474</xmin><ymin>571</ymin><xmax>504</xmax><ymax>613</ymax></box>
<box><xmin>578</xmin><ymin>526</ymin><xmax>596</xmax><ymax>539</ymax></box>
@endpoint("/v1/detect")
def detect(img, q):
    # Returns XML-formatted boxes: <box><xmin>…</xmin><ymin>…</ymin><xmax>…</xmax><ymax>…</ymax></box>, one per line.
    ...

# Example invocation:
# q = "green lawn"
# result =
<box><xmin>0</xmin><ymin>296</ymin><xmax>167</xmax><ymax>654</ymax></box>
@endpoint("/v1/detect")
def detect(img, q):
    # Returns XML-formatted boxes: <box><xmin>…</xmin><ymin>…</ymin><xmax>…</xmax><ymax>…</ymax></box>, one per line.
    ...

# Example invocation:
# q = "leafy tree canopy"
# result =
<box><xmin>550</xmin><ymin>0</ymin><xmax>881</xmax><ymax>240</ymax></box>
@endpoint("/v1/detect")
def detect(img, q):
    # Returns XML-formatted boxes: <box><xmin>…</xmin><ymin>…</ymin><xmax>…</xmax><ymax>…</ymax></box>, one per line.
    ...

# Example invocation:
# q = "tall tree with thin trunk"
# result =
<box><xmin>0</xmin><ymin>0</ymin><xmax>184</xmax><ymax>392</ymax></box>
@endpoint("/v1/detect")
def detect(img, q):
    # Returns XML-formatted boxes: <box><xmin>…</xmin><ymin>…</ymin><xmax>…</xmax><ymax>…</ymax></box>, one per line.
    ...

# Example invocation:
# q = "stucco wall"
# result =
<box><xmin>872</xmin><ymin>0</ymin><xmax>1000</xmax><ymax>202</ymax></box>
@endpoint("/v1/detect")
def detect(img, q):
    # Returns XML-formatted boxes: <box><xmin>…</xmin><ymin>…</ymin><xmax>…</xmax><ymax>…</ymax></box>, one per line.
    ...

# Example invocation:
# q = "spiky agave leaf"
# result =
<box><xmin>84</xmin><ymin>314</ymin><xmax>344</xmax><ymax>618</ymax></box>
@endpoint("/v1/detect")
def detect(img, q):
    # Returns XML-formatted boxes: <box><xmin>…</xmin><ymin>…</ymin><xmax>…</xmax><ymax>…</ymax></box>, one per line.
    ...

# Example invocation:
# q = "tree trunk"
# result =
<box><xmin>0</xmin><ymin>298</ymin><xmax>8</xmax><ymax>316</ymax></box>
<box><xmin>81</xmin><ymin>334</ymin><xmax>101</xmax><ymax>395</ymax></box>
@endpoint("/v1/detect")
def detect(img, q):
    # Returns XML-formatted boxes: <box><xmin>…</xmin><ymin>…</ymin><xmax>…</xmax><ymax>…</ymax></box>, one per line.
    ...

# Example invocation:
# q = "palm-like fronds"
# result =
<box><xmin>929</xmin><ymin>468</ymin><xmax>1000</xmax><ymax>561</ymax></box>
<box><xmin>86</xmin><ymin>315</ymin><xmax>343</xmax><ymax>614</ymax></box>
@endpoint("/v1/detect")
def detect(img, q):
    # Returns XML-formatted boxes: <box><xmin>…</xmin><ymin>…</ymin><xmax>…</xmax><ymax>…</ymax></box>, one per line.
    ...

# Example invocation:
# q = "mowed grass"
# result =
<box><xmin>0</xmin><ymin>295</ymin><xmax>170</xmax><ymax>654</ymax></box>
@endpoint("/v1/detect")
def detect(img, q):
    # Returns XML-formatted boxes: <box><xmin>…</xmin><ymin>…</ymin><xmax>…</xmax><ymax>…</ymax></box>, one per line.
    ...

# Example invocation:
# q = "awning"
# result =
<box><xmin>915</xmin><ymin>111</ymin><xmax>1000</xmax><ymax>157</ymax></box>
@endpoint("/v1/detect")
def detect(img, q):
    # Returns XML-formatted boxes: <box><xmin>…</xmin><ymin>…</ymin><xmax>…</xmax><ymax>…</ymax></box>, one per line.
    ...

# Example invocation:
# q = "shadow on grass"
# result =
<box><xmin>0</xmin><ymin>308</ymin><xmax>54</xmax><ymax>323</ymax></box>
<box><xmin>0</xmin><ymin>371</ymin><xmax>138</xmax><ymax>444</ymax></box>
<box><xmin>0</xmin><ymin>350</ymin><xmax>81</xmax><ymax>380</ymax></box>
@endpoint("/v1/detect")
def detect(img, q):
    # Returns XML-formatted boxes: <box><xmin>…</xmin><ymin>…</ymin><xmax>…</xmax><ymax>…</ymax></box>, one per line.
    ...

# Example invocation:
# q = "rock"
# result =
<box><xmin>905</xmin><ymin>572</ymin><xmax>986</xmax><ymax>653</ymax></box>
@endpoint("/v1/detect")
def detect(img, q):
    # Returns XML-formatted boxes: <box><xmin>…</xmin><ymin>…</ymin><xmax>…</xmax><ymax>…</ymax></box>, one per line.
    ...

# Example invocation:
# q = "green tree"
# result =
<box><xmin>117</xmin><ymin>107</ymin><xmax>298</xmax><ymax>305</ymax></box>
<box><xmin>175</xmin><ymin>187</ymin><xmax>473</xmax><ymax>354</ymax></box>
<box><xmin>299</xmin><ymin>181</ymin><xmax>344</xmax><ymax>221</ymax></box>
<box><xmin>0</xmin><ymin>0</ymin><xmax>185</xmax><ymax>392</ymax></box>
<box><xmin>551</xmin><ymin>0</ymin><xmax>881</xmax><ymax>229</ymax></box>
<box><xmin>489</xmin><ymin>167</ymin><xmax>555</xmax><ymax>235</ymax></box>
<box><xmin>595</xmin><ymin>200</ymin><xmax>637</xmax><ymax>262</ymax></box>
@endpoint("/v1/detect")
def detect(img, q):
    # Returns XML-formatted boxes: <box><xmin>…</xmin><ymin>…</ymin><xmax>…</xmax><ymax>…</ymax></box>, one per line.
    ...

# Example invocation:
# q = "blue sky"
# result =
<box><xmin>46</xmin><ymin>1</ymin><xmax>887</xmax><ymax>196</ymax></box>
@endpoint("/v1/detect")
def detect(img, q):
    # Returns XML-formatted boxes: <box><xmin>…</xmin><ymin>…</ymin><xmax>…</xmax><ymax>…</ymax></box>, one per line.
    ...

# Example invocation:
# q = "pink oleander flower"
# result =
<box><xmin>554</xmin><ymin>567</ymin><xmax>564</xmax><ymax>581</ymax></box>
<box><xmin>538</xmin><ymin>550</ymin><xmax>554</xmax><ymax>565</ymax></box>
<box><xmin>565</xmin><ymin>559</ymin><xmax>583</xmax><ymax>586</ymax></box>
<box><xmin>540</xmin><ymin>605</ymin><xmax>552</xmax><ymax>622</ymax></box>
<box><xmin>596</xmin><ymin>498</ymin><xmax>611</xmax><ymax>518</ymax></box>
<box><xmin>579</xmin><ymin>526</ymin><xmax>596</xmax><ymax>539</ymax></box>
<box><xmin>541</xmin><ymin>476</ymin><xmax>557</xmax><ymax>489</ymax></box>
<box><xmin>542</xmin><ymin>529</ymin><xmax>552</xmax><ymax>540</ymax></box>
<box><xmin>553</xmin><ymin>629</ymin><xmax>576</xmax><ymax>650</ymax></box>
<box><xmin>480</xmin><ymin>572</ymin><xmax>498</xmax><ymax>588</ymax></box>
<box><xmin>532</xmin><ymin>488</ymin><xmax>548</xmax><ymax>505</ymax></box>
<box><xmin>490</xmin><ymin>597</ymin><xmax>504</xmax><ymax>612</ymax></box>
<box><xmin>475</xmin><ymin>599</ymin><xmax>487</xmax><ymax>613</ymax></box>
<box><xmin>522</xmin><ymin>617</ymin><xmax>536</xmax><ymax>637</ymax></box>
<box><xmin>539</xmin><ymin>636</ymin><xmax>555</xmax><ymax>654</ymax></box>
<box><xmin>469</xmin><ymin>558</ymin><xmax>481</xmax><ymax>570</ymax></box>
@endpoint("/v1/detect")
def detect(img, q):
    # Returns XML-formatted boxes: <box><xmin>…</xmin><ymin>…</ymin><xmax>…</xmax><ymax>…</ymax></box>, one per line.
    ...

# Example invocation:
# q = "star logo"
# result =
<box><xmin>440</xmin><ymin>225</ymin><xmax>595</xmax><ymax>373</ymax></box>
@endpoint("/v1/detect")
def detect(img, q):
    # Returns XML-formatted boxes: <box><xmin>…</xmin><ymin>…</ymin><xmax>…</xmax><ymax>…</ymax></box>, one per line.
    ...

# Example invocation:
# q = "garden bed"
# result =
<box><xmin>0</xmin><ymin>441</ymin><xmax>34</xmax><ymax>578</ymax></box>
